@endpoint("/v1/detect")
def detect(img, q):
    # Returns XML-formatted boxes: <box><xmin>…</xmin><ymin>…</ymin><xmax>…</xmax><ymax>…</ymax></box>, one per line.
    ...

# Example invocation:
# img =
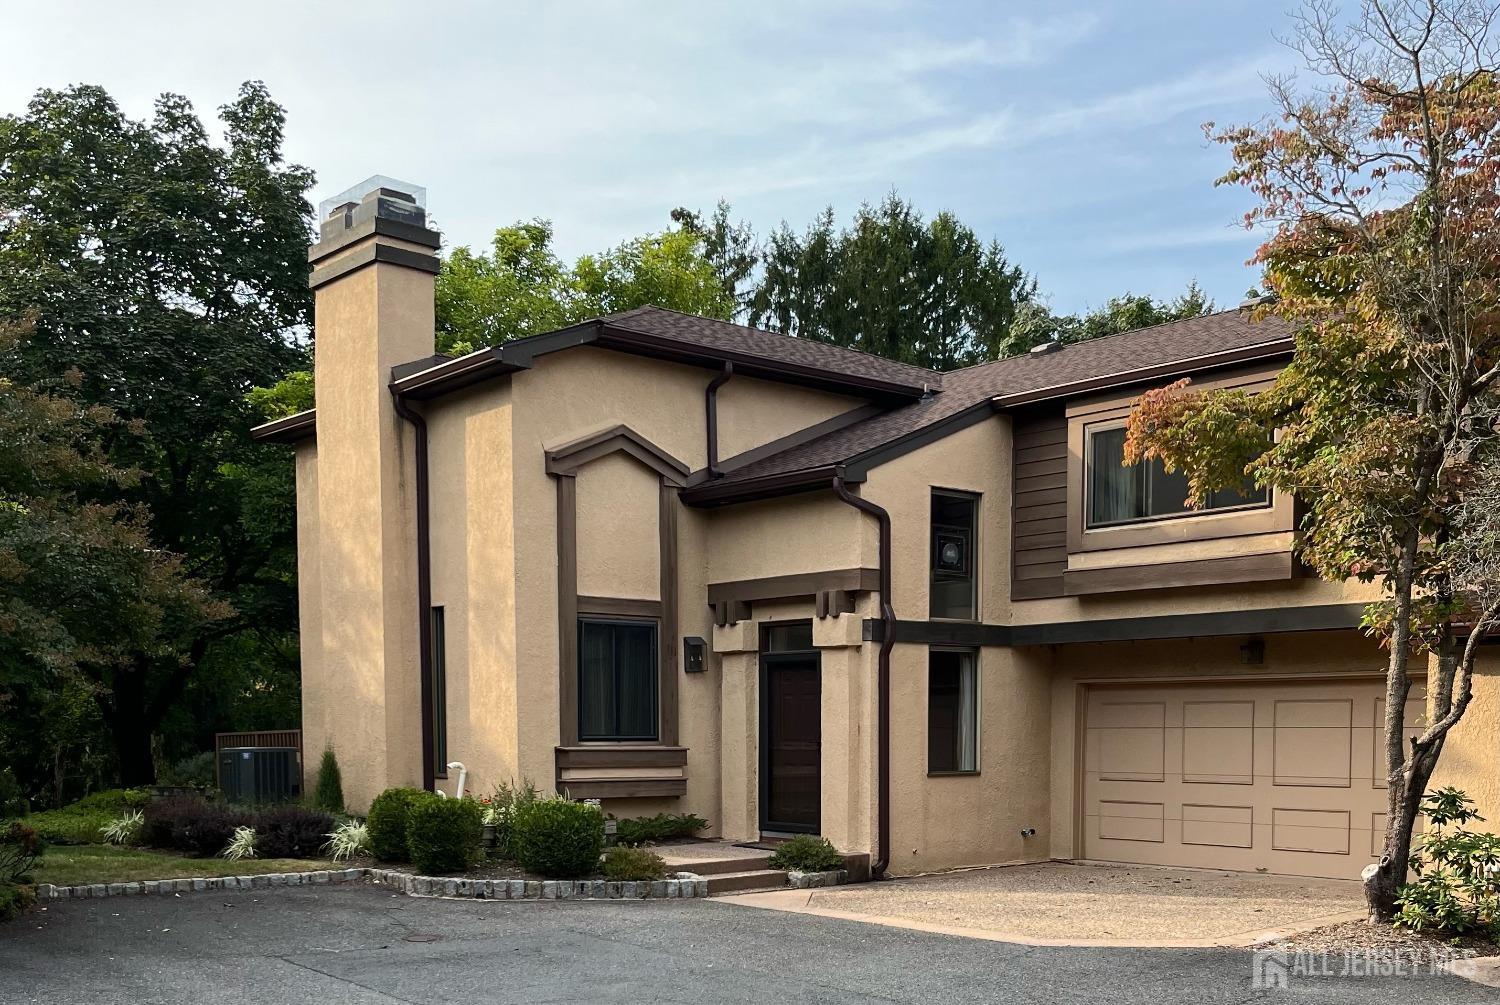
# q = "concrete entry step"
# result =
<box><xmin>703</xmin><ymin>869</ymin><xmax>790</xmax><ymax>896</ymax></box>
<box><xmin>656</xmin><ymin>841</ymin><xmax>776</xmax><ymax>877</ymax></box>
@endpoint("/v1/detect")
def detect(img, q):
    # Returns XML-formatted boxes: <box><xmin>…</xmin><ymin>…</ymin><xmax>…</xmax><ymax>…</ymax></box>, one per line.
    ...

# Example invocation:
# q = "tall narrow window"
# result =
<box><xmin>930</xmin><ymin>491</ymin><xmax>978</xmax><ymax>620</ymax></box>
<box><xmin>430</xmin><ymin>606</ymin><xmax>448</xmax><ymax>774</ymax></box>
<box><xmin>928</xmin><ymin>649</ymin><xmax>978</xmax><ymax>773</ymax></box>
<box><xmin>578</xmin><ymin>618</ymin><xmax>659</xmax><ymax>741</ymax></box>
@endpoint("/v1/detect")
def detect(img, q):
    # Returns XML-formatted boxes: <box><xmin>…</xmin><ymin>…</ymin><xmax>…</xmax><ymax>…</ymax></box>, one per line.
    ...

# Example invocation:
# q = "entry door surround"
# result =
<box><xmin>760</xmin><ymin>621</ymin><xmax>822</xmax><ymax>835</ymax></box>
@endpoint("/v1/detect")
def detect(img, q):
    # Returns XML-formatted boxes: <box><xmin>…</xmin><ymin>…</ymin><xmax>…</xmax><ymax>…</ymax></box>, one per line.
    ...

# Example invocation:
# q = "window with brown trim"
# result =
<box><xmin>928</xmin><ymin>648</ymin><xmax>978</xmax><ymax>774</ymax></box>
<box><xmin>1085</xmin><ymin>425</ymin><xmax>1267</xmax><ymax>528</ymax></box>
<box><xmin>930</xmin><ymin>490</ymin><xmax>978</xmax><ymax>620</ymax></box>
<box><xmin>431</xmin><ymin>606</ymin><xmax>448</xmax><ymax>775</ymax></box>
<box><xmin>578</xmin><ymin>617</ymin><xmax>659</xmax><ymax>742</ymax></box>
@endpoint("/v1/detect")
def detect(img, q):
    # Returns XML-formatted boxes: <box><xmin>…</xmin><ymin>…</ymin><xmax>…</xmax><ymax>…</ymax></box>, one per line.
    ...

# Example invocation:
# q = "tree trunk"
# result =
<box><xmin>1364</xmin><ymin>740</ymin><xmax>1441</xmax><ymax>921</ymax></box>
<box><xmin>111</xmin><ymin>715</ymin><xmax>157</xmax><ymax>787</ymax></box>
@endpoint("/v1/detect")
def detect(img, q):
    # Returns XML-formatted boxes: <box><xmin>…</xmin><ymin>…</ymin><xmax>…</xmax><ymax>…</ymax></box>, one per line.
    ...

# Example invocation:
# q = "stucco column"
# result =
<box><xmin>814</xmin><ymin>609</ymin><xmax>876</xmax><ymax>856</ymax></box>
<box><xmin>308</xmin><ymin>180</ymin><xmax>439</xmax><ymax>810</ymax></box>
<box><xmin>714</xmin><ymin>620</ymin><xmax>759</xmax><ymax>841</ymax></box>
<box><xmin>1431</xmin><ymin>648</ymin><xmax>1500</xmax><ymax>823</ymax></box>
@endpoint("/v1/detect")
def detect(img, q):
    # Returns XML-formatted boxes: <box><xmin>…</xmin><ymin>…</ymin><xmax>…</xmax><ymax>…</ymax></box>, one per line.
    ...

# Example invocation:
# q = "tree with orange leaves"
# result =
<box><xmin>1126</xmin><ymin>0</ymin><xmax>1500</xmax><ymax>921</ymax></box>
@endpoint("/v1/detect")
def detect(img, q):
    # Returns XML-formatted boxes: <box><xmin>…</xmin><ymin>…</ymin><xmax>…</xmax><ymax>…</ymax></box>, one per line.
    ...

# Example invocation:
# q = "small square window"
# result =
<box><xmin>930</xmin><ymin>491</ymin><xmax>978</xmax><ymax>620</ymax></box>
<box><xmin>578</xmin><ymin>618</ymin><xmax>658</xmax><ymax>742</ymax></box>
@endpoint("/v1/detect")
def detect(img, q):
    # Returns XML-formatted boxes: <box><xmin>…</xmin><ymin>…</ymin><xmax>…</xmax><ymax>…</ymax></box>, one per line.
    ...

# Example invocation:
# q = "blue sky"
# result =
<box><xmin>4</xmin><ymin>1</ymin><xmax>1300</xmax><ymax>314</ymax></box>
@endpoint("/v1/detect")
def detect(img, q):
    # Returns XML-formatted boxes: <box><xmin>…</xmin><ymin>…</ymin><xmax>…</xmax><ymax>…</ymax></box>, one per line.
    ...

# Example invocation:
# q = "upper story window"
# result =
<box><xmin>930</xmin><ymin>490</ymin><xmax>978</xmax><ymax>620</ymax></box>
<box><xmin>578</xmin><ymin>617</ymin><xmax>658</xmax><ymax>742</ymax></box>
<box><xmin>1086</xmin><ymin>425</ymin><xmax>1268</xmax><ymax>528</ymax></box>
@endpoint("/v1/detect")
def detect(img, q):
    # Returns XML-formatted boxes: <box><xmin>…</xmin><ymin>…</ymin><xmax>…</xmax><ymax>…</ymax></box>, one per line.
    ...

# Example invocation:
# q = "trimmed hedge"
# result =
<box><xmin>513</xmin><ymin>797</ymin><xmax>604</xmax><ymax>878</ymax></box>
<box><xmin>367</xmin><ymin>787</ymin><xmax>427</xmax><ymax>863</ymax></box>
<box><xmin>767</xmin><ymin>835</ymin><xmax>844</xmax><ymax>873</ymax></box>
<box><xmin>406</xmin><ymin>795</ymin><xmax>483</xmax><ymax>874</ymax></box>
<box><xmin>257</xmin><ymin>805</ymin><xmax>335</xmax><ymax>859</ymax></box>
<box><xmin>142</xmin><ymin>797</ymin><xmax>252</xmax><ymax>858</ymax></box>
<box><xmin>601</xmin><ymin>845</ymin><xmax>667</xmax><ymax>881</ymax></box>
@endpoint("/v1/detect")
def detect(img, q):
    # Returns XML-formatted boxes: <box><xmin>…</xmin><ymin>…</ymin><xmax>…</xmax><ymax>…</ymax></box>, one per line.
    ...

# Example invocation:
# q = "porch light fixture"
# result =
<box><xmin>683</xmin><ymin>636</ymin><xmax>707</xmax><ymax>673</ymax></box>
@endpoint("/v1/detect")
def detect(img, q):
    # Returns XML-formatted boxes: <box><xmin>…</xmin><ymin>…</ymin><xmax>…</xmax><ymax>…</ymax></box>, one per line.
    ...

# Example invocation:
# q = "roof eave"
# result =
<box><xmin>990</xmin><ymin>338</ymin><xmax>1295</xmax><ymax>410</ymax></box>
<box><xmin>250</xmin><ymin>409</ymin><xmax>317</xmax><ymax>444</ymax></box>
<box><xmin>679</xmin><ymin>464</ymin><xmax>846</xmax><ymax>508</ymax></box>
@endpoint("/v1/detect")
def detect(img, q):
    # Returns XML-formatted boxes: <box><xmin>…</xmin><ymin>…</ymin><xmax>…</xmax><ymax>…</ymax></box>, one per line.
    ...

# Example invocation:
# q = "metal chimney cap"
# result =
<box><xmin>318</xmin><ymin>175</ymin><xmax>425</xmax><ymax>222</ymax></box>
<box><xmin>1028</xmin><ymin>340</ymin><xmax>1062</xmax><ymax>356</ymax></box>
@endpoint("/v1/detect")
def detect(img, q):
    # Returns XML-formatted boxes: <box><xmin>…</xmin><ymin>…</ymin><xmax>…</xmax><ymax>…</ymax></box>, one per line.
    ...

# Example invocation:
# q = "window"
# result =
<box><xmin>578</xmin><ymin>618</ymin><xmax>659</xmax><ymax>741</ymax></box>
<box><xmin>430</xmin><ymin>606</ymin><xmax>448</xmax><ymax>774</ymax></box>
<box><xmin>930</xmin><ymin>491</ymin><xmax>978</xmax><ymax>620</ymax></box>
<box><xmin>928</xmin><ymin>649</ymin><xmax>978</xmax><ymax>773</ymax></box>
<box><xmin>1086</xmin><ymin>425</ymin><xmax>1267</xmax><ymax>528</ymax></box>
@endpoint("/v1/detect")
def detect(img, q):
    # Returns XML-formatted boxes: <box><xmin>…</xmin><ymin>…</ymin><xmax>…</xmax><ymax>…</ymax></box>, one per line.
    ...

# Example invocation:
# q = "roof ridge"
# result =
<box><xmin>947</xmin><ymin>305</ymin><xmax>1270</xmax><ymax>376</ymax></box>
<box><xmin>611</xmin><ymin>304</ymin><xmax>944</xmax><ymax>380</ymax></box>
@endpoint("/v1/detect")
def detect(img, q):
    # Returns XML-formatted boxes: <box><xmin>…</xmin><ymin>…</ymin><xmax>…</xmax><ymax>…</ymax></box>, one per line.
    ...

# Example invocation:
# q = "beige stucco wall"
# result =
<box><xmin>575</xmin><ymin>452</ymin><xmax>660</xmax><ymax>601</ymax></box>
<box><xmin>704</xmin><ymin>493</ymin><xmax>869</xmax><ymax>583</ymax></box>
<box><xmin>293</xmin><ymin>443</ymin><xmax>325</xmax><ymax>794</ymax></box>
<box><xmin>1429</xmin><ymin>650</ymin><xmax>1500</xmax><ymax>825</ymax></box>
<box><xmin>424</xmin><ymin>382</ymin><xmax>517</xmax><ymax>798</ymax></box>
<box><xmin>307</xmin><ymin>260</ymin><xmax>433</xmax><ymax>810</ymax></box>
<box><xmin>714</xmin><ymin>377</ymin><xmax>862</xmax><ymax>460</ymax></box>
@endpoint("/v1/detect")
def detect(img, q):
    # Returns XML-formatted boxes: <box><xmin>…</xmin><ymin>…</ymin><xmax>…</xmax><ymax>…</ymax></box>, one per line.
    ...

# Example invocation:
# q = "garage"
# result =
<box><xmin>1082</xmin><ymin>677</ymin><xmax>1424</xmax><ymax>879</ymax></box>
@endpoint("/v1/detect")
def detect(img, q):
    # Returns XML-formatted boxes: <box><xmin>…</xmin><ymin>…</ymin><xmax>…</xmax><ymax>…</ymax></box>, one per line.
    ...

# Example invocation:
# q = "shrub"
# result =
<box><xmin>512</xmin><ymin>796</ymin><xmax>604</xmax><ymax>878</ymax></box>
<box><xmin>141</xmin><ymin>796</ymin><xmax>252</xmax><ymax>857</ymax></box>
<box><xmin>222</xmin><ymin>826</ymin><xmax>258</xmax><ymax>861</ymax></box>
<box><xmin>1395</xmin><ymin>787</ymin><xmax>1500</xmax><ymax>938</ymax></box>
<box><xmin>325</xmin><ymin>819</ymin><xmax>370</xmax><ymax>862</ymax></box>
<box><xmin>613</xmin><ymin>812</ymin><xmax>709</xmax><ymax>847</ymax></box>
<box><xmin>0</xmin><ymin>882</ymin><xmax>35</xmax><ymax>923</ymax></box>
<box><xmin>0</xmin><ymin>823</ymin><xmax>43</xmax><ymax>884</ymax></box>
<box><xmin>158</xmin><ymin>752</ymin><xmax>215</xmax><ymax>788</ymax></box>
<box><xmin>0</xmin><ymin>768</ymin><xmax>27</xmax><ymax>819</ymax></box>
<box><xmin>22</xmin><ymin>788</ymin><xmax>150</xmax><ymax>845</ymax></box>
<box><xmin>367</xmin><ymin>787</ymin><xmax>427</xmax><ymax>863</ymax></box>
<box><xmin>482</xmin><ymin>779</ymin><xmax>539</xmax><ymax>860</ymax></box>
<box><xmin>313</xmin><ymin>747</ymin><xmax>345</xmax><ymax>814</ymax></box>
<box><xmin>405</xmin><ymin>795</ymin><xmax>483</xmax><ymax>874</ymax></box>
<box><xmin>601</xmin><ymin>845</ymin><xmax>667</xmax><ymax>881</ymax></box>
<box><xmin>101</xmin><ymin>810</ymin><xmax>144</xmax><ymax>846</ymax></box>
<box><xmin>768</xmin><ymin>835</ymin><xmax>844</xmax><ymax>873</ymax></box>
<box><xmin>255</xmin><ymin>805</ymin><xmax>334</xmax><ymax>859</ymax></box>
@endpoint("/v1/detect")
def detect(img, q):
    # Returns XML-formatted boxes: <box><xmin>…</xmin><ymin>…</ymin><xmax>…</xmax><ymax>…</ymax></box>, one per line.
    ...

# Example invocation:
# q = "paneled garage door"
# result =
<box><xmin>1082</xmin><ymin>678</ymin><xmax>1424</xmax><ymax>879</ymax></box>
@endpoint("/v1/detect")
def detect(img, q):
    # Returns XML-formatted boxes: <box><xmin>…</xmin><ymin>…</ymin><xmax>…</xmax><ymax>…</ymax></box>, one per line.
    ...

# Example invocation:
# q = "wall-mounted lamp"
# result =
<box><xmin>1240</xmin><ymin>638</ymin><xmax>1265</xmax><ymax>665</ymax></box>
<box><xmin>683</xmin><ymin>636</ymin><xmax>707</xmax><ymax>673</ymax></box>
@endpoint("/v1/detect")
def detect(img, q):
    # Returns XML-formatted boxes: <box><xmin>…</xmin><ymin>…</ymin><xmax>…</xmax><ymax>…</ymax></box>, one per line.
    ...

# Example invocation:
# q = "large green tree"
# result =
<box><xmin>1007</xmin><ymin>282</ymin><xmax>1216</xmax><ymax>351</ymax></box>
<box><xmin>747</xmin><ymin>193</ymin><xmax>1035</xmax><ymax>370</ymax></box>
<box><xmin>1125</xmin><ymin>0</ymin><xmax>1500</xmax><ymax>920</ymax></box>
<box><xmin>435</xmin><ymin>220</ymin><xmax>732</xmax><ymax>356</ymax></box>
<box><xmin>0</xmin><ymin>83</ymin><xmax>312</xmax><ymax>787</ymax></box>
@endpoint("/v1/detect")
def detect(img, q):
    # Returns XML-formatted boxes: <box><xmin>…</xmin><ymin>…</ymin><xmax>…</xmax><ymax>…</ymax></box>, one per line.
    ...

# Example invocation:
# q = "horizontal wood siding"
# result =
<box><xmin>1011</xmin><ymin>409</ymin><xmax>1067</xmax><ymax>599</ymax></box>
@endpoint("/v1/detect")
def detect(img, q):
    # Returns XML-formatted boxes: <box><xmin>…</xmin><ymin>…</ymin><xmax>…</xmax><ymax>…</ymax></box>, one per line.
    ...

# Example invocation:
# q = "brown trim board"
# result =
<box><xmin>863</xmin><ymin>603</ymin><xmax>1367</xmax><ymax>647</ymax></box>
<box><xmin>1063</xmin><ymin>553</ymin><xmax>1295</xmax><ymax>596</ymax></box>
<box><xmin>708</xmin><ymin>568</ymin><xmax>880</xmax><ymax>606</ymax></box>
<box><xmin>555</xmin><ymin>746</ymin><xmax>688</xmax><ymax>770</ymax></box>
<box><xmin>250</xmin><ymin>409</ymin><xmax>317</xmax><ymax>443</ymax></box>
<box><xmin>557</xmin><ymin>778</ymin><xmax>688</xmax><ymax>799</ymax></box>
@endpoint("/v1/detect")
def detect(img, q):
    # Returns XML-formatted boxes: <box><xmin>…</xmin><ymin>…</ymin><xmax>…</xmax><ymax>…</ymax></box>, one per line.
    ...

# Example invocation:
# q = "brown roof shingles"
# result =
<box><xmin>706</xmin><ymin>308</ymin><xmax>1293</xmax><ymax>486</ymax></box>
<box><xmin>601</xmin><ymin>306</ymin><xmax>938</xmax><ymax>393</ymax></box>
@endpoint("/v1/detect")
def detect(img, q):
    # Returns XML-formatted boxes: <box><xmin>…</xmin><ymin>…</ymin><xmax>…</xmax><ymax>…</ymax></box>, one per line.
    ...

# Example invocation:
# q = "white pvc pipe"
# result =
<box><xmin>435</xmin><ymin>761</ymin><xmax>467</xmax><ymax>800</ymax></box>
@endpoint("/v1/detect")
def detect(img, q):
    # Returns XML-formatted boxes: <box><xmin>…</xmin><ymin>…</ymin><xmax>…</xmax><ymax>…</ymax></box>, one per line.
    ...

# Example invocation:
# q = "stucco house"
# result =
<box><xmin>255</xmin><ymin>178</ymin><xmax>1500</xmax><ymax>881</ymax></box>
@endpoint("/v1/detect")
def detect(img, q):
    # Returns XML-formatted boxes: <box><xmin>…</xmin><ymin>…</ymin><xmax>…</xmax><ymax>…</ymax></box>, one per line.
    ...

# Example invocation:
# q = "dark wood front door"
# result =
<box><xmin>761</xmin><ymin>638</ymin><xmax>821</xmax><ymax>834</ymax></box>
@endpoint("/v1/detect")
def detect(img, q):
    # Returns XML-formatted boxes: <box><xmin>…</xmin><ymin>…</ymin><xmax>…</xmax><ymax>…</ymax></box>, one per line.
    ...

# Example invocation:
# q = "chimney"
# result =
<box><xmin>306</xmin><ymin>177</ymin><xmax>439</xmax><ymax>807</ymax></box>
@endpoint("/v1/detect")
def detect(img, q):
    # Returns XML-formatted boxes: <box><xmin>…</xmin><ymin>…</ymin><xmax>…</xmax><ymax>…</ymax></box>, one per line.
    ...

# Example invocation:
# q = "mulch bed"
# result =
<box><xmin>1277</xmin><ymin>919</ymin><xmax>1499</xmax><ymax>964</ymax></box>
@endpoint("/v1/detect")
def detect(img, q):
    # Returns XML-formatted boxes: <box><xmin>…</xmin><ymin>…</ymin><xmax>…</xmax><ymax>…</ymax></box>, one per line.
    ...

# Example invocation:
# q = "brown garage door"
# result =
<box><xmin>1082</xmin><ymin>678</ymin><xmax>1424</xmax><ymax>879</ymax></box>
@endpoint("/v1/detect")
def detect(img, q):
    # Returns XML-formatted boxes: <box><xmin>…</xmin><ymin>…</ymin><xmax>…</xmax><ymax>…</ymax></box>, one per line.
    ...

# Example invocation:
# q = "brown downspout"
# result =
<box><xmin>705</xmin><ymin>362</ymin><xmax>733</xmax><ymax>478</ymax></box>
<box><xmin>392</xmin><ymin>390</ymin><xmax>435</xmax><ymax>791</ymax></box>
<box><xmin>832</xmin><ymin>472</ymin><xmax>892</xmax><ymax>879</ymax></box>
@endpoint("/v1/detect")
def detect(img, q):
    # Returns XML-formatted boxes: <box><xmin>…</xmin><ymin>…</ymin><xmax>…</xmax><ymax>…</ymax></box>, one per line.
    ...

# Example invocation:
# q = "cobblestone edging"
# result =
<box><xmin>787</xmin><ymin>869</ymin><xmax>848</xmax><ymax>889</ymax></box>
<box><xmin>32</xmin><ymin>867</ymin><xmax>711</xmax><ymax>903</ymax></box>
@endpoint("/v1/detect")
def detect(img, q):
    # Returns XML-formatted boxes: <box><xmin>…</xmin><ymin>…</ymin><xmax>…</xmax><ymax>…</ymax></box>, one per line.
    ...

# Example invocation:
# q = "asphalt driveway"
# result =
<box><xmin>0</xmin><ymin>884</ymin><xmax>1488</xmax><ymax>1004</ymax></box>
<box><xmin>727</xmin><ymin>862</ymin><xmax>1368</xmax><ymax>946</ymax></box>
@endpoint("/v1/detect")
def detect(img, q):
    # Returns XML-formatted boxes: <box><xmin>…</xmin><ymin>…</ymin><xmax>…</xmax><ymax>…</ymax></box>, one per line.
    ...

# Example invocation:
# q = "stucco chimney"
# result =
<box><xmin>306</xmin><ymin>177</ymin><xmax>439</xmax><ymax>807</ymax></box>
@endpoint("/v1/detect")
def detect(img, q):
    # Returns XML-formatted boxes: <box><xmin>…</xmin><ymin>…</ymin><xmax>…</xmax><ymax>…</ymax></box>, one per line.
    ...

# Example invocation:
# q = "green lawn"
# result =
<box><xmin>33</xmin><ymin>845</ymin><xmax>334</xmax><ymax>886</ymax></box>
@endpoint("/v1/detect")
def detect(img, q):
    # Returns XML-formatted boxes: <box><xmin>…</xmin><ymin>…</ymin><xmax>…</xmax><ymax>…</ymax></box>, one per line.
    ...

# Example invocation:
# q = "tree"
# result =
<box><xmin>1007</xmin><ymin>282</ymin><xmax>1216</xmax><ymax>353</ymax></box>
<box><xmin>0</xmin><ymin>319</ymin><xmax>227</xmax><ymax>800</ymax></box>
<box><xmin>1124</xmin><ymin>0</ymin><xmax>1500</xmax><ymax>921</ymax></box>
<box><xmin>747</xmin><ymin>193</ymin><xmax>1036</xmax><ymax>370</ymax></box>
<box><xmin>434</xmin><ymin>220</ymin><xmax>732</xmax><ymax>356</ymax></box>
<box><xmin>0</xmin><ymin>83</ymin><xmax>313</xmax><ymax>786</ymax></box>
<box><xmin>671</xmin><ymin>201</ymin><xmax>759</xmax><ymax>313</ymax></box>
